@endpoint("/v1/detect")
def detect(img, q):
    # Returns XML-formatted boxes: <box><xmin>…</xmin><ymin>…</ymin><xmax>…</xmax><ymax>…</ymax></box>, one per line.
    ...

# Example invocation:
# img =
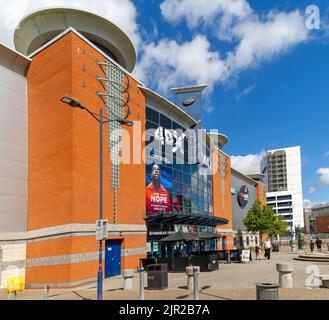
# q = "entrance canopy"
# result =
<box><xmin>145</xmin><ymin>213</ymin><xmax>228</xmax><ymax>228</ymax></box>
<box><xmin>159</xmin><ymin>231</ymin><xmax>199</xmax><ymax>242</ymax></box>
<box><xmin>197</xmin><ymin>233</ymin><xmax>220</xmax><ymax>239</ymax></box>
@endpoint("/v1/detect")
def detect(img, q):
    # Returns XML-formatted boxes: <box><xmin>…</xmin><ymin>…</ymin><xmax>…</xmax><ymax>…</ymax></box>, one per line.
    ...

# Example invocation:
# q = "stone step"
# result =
<box><xmin>294</xmin><ymin>254</ymin><xmax>329</xmax><ymax>262</ymax></box>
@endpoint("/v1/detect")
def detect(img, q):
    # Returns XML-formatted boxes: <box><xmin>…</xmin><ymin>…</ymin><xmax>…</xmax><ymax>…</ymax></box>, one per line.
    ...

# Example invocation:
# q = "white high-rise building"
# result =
<box><xmin>261</xmin><ymin>146</ymin><xmax>304</xmax><ymax>233</ymax></box>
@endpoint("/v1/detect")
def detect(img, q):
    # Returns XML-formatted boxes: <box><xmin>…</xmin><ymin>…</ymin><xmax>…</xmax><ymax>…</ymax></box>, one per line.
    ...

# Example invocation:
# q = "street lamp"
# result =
<box><xmin>289</xmin><ymin>205</ymin><xmax>295</xmax><ymax>252</ymax></box>
<box><xmin>60</xmin><ymin>96</ymin><xmax>133</xmax><ymax>300</ymax></box>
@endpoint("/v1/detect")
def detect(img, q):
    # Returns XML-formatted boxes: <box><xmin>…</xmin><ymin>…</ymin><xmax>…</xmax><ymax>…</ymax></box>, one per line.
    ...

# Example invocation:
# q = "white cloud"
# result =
<box><xmin>316</xmin><ymin>168</ymin><xmax>329</xmax><ymax>185</ymax></box>
<box><xmin>324</xmin><ymin>151</ymin><xmax>329</xmax><ymax>157</ymax></box>
<box><xmin>0</xmin><ymin>0</ymin><xmax>311</xmax><ymax>107</ymax></box>
<box><xmin>235</xmin><ymin>84</ymin><xmax>256</xmax><ymax>101</ymax></box>
<box><xmin>230</xmin><ymin>150</ymin><xmax>265</xmax><ymax>174</ymax></box>
<box><xmin>303</xmin><ymin>199</ymin><xmax>313</xmax><ymax>208</ymax></box>
<box><xmin>227</xmin><ymin>10</ymin><xmax>309</xmax><ymax>73</ymax></box>
<box><xmin>0</xmin><ymin>0</ymin><xmax>141</xmax><ymax>50</ymax></box>
<box><xmin>134</xmin><ymin>35</ymin><xmax>227</xmax><ymax>93</ymax></box>
<box><xmin>153</xmin><ymin>0</ymin><xmax>309</xmax><ymax>95</ymax></box>
<box><xmin>160</xmin><ymin>0</ymin><xmax>252</xmax><ymax>38</ymax></box>
<box><xmin>309</xmin><ymin>186</ymin><xmax>316</xmax><ymax>194</ymax></box>
<box><xmin>303</xmin><ymin>199</ymin><xmax>326</xmax><ymax>209</ymax></box>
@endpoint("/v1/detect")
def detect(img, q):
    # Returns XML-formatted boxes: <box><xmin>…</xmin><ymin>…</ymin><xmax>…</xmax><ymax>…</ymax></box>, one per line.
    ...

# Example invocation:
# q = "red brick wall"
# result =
<box><xmin>27</xmin><ymin>33</ymin><xmax>74</xmax><ymax>230</ymax></box>
<box><xmin>256</xmin><ymin>183</ymin><xmax>266</xmax><ymax>205</ymax></box>
<box><xmin>316</xmin><ymin>215</ymin><xmax>329</xmax><ymax>233</ymax></box>
<box><xmin>26</xmin><ymin>31</ymin><xmax>146</xmax><ymax>287</ymax></box>
<box><xmin>213</xmin><ymin>152</ymin><xmax>234</xmax><ymax>250</ymax></box>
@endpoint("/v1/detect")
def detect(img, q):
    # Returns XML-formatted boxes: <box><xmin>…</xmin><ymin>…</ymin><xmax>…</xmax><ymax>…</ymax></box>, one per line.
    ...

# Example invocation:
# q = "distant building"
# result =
<box><xmin>261</xmin><ymin>146</ymin><xmax>304</xmax><ymax>234</ymax></box>
<box><xmin>305</xmin><ymin>203</ymin><xmax>329</xmax><ymax>234</ymax></box>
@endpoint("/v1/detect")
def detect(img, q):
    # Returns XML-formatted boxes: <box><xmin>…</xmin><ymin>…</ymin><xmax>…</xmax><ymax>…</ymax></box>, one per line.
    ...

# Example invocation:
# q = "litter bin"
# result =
<box><xmin>272</xmin><ymin>243</ymin><xmax>279</xmax><ymax>252</ymax></box>
<box><xmin>147</xmin><ymin>263</ymin><xmax>168</xmax><ymax>290</ymax></box>
<box><xmin>256</xmin><ymin>283</ymin><xmax>280</xmax><ymax>300</ymax></box>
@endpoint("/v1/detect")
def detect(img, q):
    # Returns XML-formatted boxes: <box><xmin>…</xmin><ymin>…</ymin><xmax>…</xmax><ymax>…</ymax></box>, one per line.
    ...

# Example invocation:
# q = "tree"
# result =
<box><xmin>243</xmin><ymin>201</ymin><xmax>288</xmax><ymax>245</ymax></box>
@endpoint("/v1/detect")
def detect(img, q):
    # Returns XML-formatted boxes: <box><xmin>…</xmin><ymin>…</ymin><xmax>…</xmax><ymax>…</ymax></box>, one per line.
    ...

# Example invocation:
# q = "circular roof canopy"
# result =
<box><xmin>14</xmin><ymin>7</ymin><xmax>136</xmax><ymax>72</ymax></box>
<box><xmin>208</xmin><ymin>132</ymin><xmax>229</xmax><ymax>150</ymax></box>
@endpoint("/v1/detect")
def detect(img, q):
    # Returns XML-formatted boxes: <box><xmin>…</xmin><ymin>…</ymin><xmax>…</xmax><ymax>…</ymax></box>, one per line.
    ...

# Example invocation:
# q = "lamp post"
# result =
<box><xmin>60</xmin><ymin>96</ymin><xmax>133</xmax><ymax>300</ymax></box>
<box><xmin>289</xmin><ymin>205</ymin><xmax>294</xmax><ymax>252</ymax></box>
<box><xmin>296</xmin><ymin>224</ymin><xmax>303</xmax><ymax>252</ymax></box>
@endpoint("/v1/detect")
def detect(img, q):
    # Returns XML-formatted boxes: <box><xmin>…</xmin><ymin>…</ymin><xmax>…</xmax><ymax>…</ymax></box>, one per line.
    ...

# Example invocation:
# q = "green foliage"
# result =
<box><xmin>243</xmin><ymin>201</ymin><xmax>288</xmax><ymax>238</ymax></box>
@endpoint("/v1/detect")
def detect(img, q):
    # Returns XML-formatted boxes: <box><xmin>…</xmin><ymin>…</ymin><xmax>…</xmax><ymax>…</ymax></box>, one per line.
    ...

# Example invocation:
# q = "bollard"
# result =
<box><xmin>122</xmin><ymin>269</ymin><xmax>135</xmax><ymax>290</ymax></box>
<box><xmin>139</xmin><ymin>267</ymin><xmax>145</xmax><ymax>300</ymax></box>
<box><xmin>193</xmin><ymin>266</ymin><xmax>200</xmax><ymax>300</ymax></box>
<box><xmin>226</xmin><ymin>251</ymin><xmax>231</xmax><ymax>264</ymax></box>
<box><xmin>8</xmin><ymin>291</ymin><xmax>16</xmax><ymax>300</ymax></box>
<box><xmin>185</xmin><ymin>266</ymin><xmax>193</xmax><ymax>290</ymax></box>
<box><xmin>43</xmin><ymin>285</ymin><xmax>50</xmax><ymax>300</ymax></box>
<box><xmin>276</xmin><ymin>263</ymin><xmax>293</xmax><ymax>288</ymax></box>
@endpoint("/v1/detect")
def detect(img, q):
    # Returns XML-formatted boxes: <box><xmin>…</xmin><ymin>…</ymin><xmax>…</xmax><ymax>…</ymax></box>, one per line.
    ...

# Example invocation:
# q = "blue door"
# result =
<box><xmin>105</xmin><ymin>239</ymin><xmax>122</xmax><ymax>278</ymax></box>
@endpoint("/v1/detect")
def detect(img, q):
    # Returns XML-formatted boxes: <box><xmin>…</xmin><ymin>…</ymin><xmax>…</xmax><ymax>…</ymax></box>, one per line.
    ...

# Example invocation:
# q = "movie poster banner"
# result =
<box><xmin>146</xmin><ymin>164</ymin><xmax>173</xmax><ymax>215</ymax></box>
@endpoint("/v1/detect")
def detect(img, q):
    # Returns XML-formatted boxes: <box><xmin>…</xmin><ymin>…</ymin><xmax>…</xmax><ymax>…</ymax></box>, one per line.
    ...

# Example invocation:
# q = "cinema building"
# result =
<box><xmin>0</xmin><ymin>8</ymin><xmax>265</xmax><ymax>288</ymax></box>
<box><xmin>231</xmin><ymin>170</ymin><xmax>267</xmax><ymax>250</ymax></box>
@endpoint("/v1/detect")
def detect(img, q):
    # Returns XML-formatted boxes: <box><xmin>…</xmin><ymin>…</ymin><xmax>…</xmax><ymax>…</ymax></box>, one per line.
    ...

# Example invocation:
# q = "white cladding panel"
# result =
<box><xmin>0</xmin><ymin>65</ymin><xmax>27</xmax><ymax>233</ymax></box>
<box><xmin>0</xmin><ymin>86</ymin><xmax>27</xmax><ymax>113</ymax></box>
<box><xmin>0</xmin><ymin>66</ymin><xmax>26</xmax><ymax>95</ymax></box>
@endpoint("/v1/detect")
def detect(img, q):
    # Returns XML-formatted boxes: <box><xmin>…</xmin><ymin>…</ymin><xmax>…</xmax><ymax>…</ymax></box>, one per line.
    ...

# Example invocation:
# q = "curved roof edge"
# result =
<box><xmin>138</xmin><ymin>85</ymin><xmax>198</xmax><ymax>127</ymax></box>
<box><xmin>208</xmin><ymin>132</ymin><xmax>229</xmax><ymax>150</ymax></box>
<box><xmin>14</xmin><ymin>6</ymin><xmax>136</xmax><ymax>72</ymax></box>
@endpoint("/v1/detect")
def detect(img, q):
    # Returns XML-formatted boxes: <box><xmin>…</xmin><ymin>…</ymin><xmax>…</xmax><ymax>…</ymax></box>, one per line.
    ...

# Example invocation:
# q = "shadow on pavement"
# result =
<box><xmin>72</xmin><ymin>291</ymin><xmax>91</xmax><ymax>300</ymax></box>
<box><xmin>176</xmin><ymin>294</ymin><xmax>191</xmax><ymax>299</ymax></box>
<box><xmin>201</xmin><ymin>285</ymin><xmax>211</xmax><ymax>290</ymax></box>
<box><xmin>105</xmin><ymin>288</ymin><xmax>124</xmax><ymax>292</ymax></box>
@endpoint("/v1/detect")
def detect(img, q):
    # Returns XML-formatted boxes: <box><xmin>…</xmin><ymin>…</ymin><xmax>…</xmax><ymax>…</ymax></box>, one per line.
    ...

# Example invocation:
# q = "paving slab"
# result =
<box><xmin>1</xmin><ymin>249</ymin><xmax>329</xmax><ymax>300</ymax></box>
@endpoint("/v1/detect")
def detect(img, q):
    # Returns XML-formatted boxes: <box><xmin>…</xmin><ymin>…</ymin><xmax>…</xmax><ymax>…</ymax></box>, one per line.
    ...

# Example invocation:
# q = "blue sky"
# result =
<box><xmin>0</xmin><ymin>0</ymin><xmax>328</xmax><ymax>206</ymax></box>
<box><xmin>135</xmin><ymin>0</ymin><xmax>329</xmax><ymax>207</ymax></box>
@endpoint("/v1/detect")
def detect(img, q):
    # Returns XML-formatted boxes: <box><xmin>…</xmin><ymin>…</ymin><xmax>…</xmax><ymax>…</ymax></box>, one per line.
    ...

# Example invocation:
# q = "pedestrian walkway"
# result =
<box><xmin>1</xmin><ymin>249</ymin><xmax>329</xmax><ymax>300</ymax></box>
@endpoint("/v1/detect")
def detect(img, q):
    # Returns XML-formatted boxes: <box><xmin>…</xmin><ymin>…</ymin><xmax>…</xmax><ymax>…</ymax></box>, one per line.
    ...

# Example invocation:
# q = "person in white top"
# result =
<box><xmin>264</xmin><ymin>239</ymin><xmax>271</xmax><ymax>260</ymax></box>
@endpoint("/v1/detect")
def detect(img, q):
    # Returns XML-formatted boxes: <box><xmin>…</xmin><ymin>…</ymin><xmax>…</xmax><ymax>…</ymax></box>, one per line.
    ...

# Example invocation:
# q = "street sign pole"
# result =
<box><xmin>97</xmin><ymin>108</ymin><xmax>104</xmax><ymax>301</ymax></box>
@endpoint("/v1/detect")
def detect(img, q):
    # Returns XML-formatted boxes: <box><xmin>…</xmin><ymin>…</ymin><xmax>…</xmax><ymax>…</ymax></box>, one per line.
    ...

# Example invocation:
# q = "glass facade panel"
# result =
<box><xmin>145</xmin><ymin>106</ymin><xmax>214</xmax><ymax>217</ymax></box>
<box><xmin>277</xmin><ymin>195</ymin><xmax>292</xmax><ymax>201</ymax></box>
<box><xmin>277</xmin><ymin>201</ymin><xmax>293</xmax><ymax>207</ymax></box>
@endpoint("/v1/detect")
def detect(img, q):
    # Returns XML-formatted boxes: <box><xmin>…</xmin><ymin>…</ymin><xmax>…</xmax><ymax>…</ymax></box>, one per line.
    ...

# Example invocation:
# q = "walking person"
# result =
<box><xmin>316</xmin><ymin>237</ymin><xmax>322</xmax><ymax>253</ymax></box>
<box><xmin>309</xmin><ymin>240</ymin><xmax>315</xmax><ymax>254</ymax></box>
<box><xmin>264</xmin><ymin>238</ymin><xmax>271</xmax><ymax>260</ymax></box>
<box><xmin>255</xmin><ymin>245</ymin><xmax>260</xmax><ymax>260</ymax></box>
